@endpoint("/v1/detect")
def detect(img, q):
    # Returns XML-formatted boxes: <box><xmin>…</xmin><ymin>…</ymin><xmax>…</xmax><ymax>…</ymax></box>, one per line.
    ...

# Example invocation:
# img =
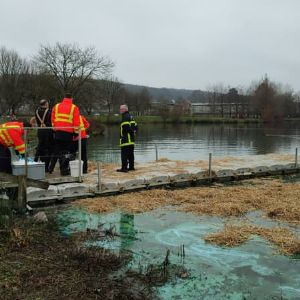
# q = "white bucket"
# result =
<box><xmin>69</xmin><ymin>160</ymin><xmax>83</xmax><ymax>177</ymax></box>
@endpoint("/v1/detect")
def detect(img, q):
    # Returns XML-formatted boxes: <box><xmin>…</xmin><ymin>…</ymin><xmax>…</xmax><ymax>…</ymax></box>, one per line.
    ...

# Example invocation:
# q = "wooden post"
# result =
<box><xmin>17</xmin><ymin>175</ymin><xmax>27</xmax><ymax>213</ymax></box>
<box><xmin>295</xmin><ymin>148</ymin><xmax>298</xmax><ymax>168</ymax></box>
<box><xmin>0</xmin><ymin>191</ymin><xmax>11</xmax><ymax>229</ymax></box>
<box><xmin>155</xmin><ymin>144</ymin><xmax>158</xmax><ymax>161</ymax></box>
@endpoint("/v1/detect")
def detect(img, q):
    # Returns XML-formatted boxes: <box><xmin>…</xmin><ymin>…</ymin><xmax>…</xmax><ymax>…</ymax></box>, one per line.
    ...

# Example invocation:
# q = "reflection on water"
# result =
<box><xmin>57</xmin><ymin>208</ymin><xmax>300</xmax><ymax>300</ymax></box>
<box><xmin>119</xmin><ymin>213</ymin><xmax>135</xmax><ymax>256</ymax></box>
<box><xmin>88</xmin><ymin>122</ymin><xmax>300</xmax><ymax>163</ymax></box>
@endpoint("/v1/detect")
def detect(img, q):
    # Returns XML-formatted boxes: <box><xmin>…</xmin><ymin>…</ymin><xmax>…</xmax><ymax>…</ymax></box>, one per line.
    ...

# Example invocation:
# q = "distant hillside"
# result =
<box><xmin>124</xmin><ymin>83</ymin><xmax>209</xmax><ymax>103</ymax></box>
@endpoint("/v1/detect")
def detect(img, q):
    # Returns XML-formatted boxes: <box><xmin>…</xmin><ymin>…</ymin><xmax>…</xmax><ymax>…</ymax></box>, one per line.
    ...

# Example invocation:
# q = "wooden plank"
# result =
<box><xmin>0</xmin><ymin>182</ymin><xmax>18</xmax><ymax>188</ymax></box>
<box><xmin>0</xmin><ymin>172</ymin><xmax>18</xmax><ymax>183</ymax></box>
<box><xmin>47</xmin><ymin>176</ymin><xmax>78</xmax><ymax>185</ymax></box>
<box><xmin>0</xmin><ymin>172</ymin><xmax>49</xmax><ymax>190</ymax></box>
<box><xmin>26</xmin><ymin>178</ymin><xmax>49</xmax><ymax>190</ymax></box>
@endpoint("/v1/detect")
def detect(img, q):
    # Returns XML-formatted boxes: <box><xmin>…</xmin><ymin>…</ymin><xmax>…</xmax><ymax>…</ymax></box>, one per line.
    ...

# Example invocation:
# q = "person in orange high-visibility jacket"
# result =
<box><xmin>72</xmin><ymin>115</ymin><xmax>90</xmax><ymax>174</ymax></box>
<box><xmin>0</xmin><ymin>122</ymin><xmax>25</xmax><ymax>174</ymax></box>
<box><xmin>49</xmin><ymin>93</ymin><xmax>81</xmax><ymax>176</ymax></box>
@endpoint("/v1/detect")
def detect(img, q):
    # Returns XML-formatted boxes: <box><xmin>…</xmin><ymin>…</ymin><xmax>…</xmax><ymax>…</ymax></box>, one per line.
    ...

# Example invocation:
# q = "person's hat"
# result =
<box><xmin>40</xmin><ymin>99</ymin><xmax>48</xmax><ymax>106</ymax></box>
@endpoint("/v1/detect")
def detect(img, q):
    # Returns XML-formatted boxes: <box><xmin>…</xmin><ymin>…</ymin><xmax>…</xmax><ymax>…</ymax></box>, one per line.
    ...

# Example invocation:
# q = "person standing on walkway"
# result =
<box><xmin>117</xmin><ymin>104</ymin><xmax>137</xmax><ymax>172</ymax></box>
<box><xmin>49</xmin><ymin>93</ymin><xmax>80</xmax><ymax>176</ymax></box>
<box><xmin>0</xmin><ymin>121</ymin><xmax>26</xmax><ymax>174</ymax></box>
<box><xmin>72</xmin><ymin>115</ymin><xmax>90</xmax><ymax>174</ymax></box>
<box><xmin>34</xmin><ymin>99</ymin><xmax>53</xmax><ymax>172</ymax></box>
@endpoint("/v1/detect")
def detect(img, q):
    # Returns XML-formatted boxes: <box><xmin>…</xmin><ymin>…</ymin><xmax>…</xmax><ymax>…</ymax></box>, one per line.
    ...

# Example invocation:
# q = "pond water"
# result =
<box><xmin>88</xmin><ymin>122</ymin><xmax>300</xmax><ymax>163</ymax></box>
<box><xmin>58</xmin><ymin>208</ymin><xmax>300</xmax><ymax>300</ymax></box>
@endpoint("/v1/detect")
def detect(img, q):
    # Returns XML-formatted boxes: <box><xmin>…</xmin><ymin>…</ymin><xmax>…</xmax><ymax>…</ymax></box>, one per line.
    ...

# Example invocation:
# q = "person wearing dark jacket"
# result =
<box><xmin>34</xmin><ymin>99</ymin><xmax>53</xmax><ymax>172</ymax></box>
<box><xmin>117</xmin><ymin>105</ymin><xmax>138</xmax><ymax>172</ymax></box>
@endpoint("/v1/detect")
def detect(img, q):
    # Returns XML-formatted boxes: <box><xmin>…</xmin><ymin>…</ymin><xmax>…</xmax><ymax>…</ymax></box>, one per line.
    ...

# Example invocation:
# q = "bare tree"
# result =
<box><xmin>207</xmin><ymin>84</ymin><xmax>226</xmax><ymax>117</ymax></box>
<box><xmin>20</xmin><ymin>62</ymin><xmax>60</xmax><ymax>111</ymax></box>
<box><xmin>100</xmin><ymin>76</ymin><xmax>122</xmax><ymax>114</ymax></box>
<box><xmin>137</xmin><ymin>88</ymin><xmax>152</xmax><ymax>114</ymax></box>
<box><xmin>251</xmin><ymin>75</ymin><xmax>277</xmax><ymax>122</ymax></box>
<box><xmin>226</xmin><ymin>87</ymin><xmax>240</xmax><ymax>117</ymax></box>
<box><xmin>0</xmin><ymin>47</ymin><xmax>29</xmax><ymax>114</ymax></box>
<box><xmin>156</xmin><ymin>96</ymin><xmax>170</xmax><ymax>123</ymax></box>
<box><xmin>35</xmin><ymin>42</ymin><xmax>114</xmax><ymax>95</ymax></box>
<box><xmin>76</xmin><ymin>79</ymin><xmax>104</xmax><ymax>115</ymax></box>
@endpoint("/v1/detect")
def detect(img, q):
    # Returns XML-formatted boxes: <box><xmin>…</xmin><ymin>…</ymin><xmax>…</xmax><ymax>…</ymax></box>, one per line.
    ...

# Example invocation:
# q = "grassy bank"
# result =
<box><xmin>96</xmin><ymin>115</ymin><xmax>262</xmax><ymax>125</ymax></box>
<box><xmin>0</xmin><ymin>214</ymin><xmax>156</xmax><ymax>300</ymax></box>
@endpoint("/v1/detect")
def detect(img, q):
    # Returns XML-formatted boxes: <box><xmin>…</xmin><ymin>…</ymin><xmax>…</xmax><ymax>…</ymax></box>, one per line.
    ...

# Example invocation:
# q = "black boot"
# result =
<box><xmin>116</xmin><ymin>168</ymin><xmax>128</xmax><ymax>173</ymax></box>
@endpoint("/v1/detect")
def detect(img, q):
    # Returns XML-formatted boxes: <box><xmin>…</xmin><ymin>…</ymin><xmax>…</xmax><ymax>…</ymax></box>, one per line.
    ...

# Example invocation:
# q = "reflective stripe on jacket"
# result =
<box><xmin>51</xmin><ymin>98</ymin><xmax>80</xmax><ymax>133</ymax></box>
<box><xmin>120</xmin><ymin>112</ymin><xmax>137</xmax><ymax>147</ymax></box>
<box><xmin>73</xmin><ymin>116</ymin><xmax>90</xmax><ymax>140</ymax></box>
<box><xmin>0</xmin><ymin>122</ymin><xmax>25</xmax><ymax>154</ymax></box>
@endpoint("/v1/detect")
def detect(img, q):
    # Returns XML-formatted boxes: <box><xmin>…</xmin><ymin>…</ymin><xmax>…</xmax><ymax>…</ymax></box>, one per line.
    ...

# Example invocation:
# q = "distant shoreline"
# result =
<box><xmin>97</xmin><ymin>115</ymin><xmax>264</xmax><ymax>125</ymax></box>
<box><xmin>1</xmin><ymin>116</ymin><xmax>298</xmax><ymax>131</ymax></box>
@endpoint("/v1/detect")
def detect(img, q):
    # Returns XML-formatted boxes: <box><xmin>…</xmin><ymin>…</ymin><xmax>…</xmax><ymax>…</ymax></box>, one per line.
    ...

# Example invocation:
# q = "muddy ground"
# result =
<box><xmin>0</xmin><ymin>217</ymin><xmax>160</xmax><ymax>300</ymax></box>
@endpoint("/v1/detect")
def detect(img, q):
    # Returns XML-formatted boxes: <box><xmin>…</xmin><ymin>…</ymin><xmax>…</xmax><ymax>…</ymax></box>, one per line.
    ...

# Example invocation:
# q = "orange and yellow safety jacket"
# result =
<box><xmin>0</xmin><ymin>122</ymin><xmax>25</xmax><ymax>154</ymax></box>
<box><xmin>51</xmin><ymin>98</ymin><xmax>80</xmax><ymax>134</ymax></box>
<box><xmin>73</xmin><ymin>116</ymin><xmax>90</xmax><ymax>140</ymax></box>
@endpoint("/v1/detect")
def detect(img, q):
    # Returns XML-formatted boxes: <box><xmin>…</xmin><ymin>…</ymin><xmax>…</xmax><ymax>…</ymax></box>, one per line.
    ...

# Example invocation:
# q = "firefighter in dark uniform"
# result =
<box><xmin>34</xmin><ymin>99</ymin><xmax>53</xmax><ymax>172</ymax></box>
<box><xmin>117</xmin><ymin>105</ymin><xmax>137</xmax><ymax>172</ymax></box>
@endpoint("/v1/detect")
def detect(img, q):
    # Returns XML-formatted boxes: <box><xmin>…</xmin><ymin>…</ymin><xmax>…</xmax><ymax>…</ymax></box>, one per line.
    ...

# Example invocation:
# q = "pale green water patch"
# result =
<box><xmin>57</xmin><ymin>208</ymin><xmax>300</xmax><ymax>300</ymax></box>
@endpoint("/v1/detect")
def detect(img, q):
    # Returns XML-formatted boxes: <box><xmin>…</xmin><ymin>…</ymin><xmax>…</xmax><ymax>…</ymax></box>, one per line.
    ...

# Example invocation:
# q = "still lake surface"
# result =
<box><xmin>88</xmin><ymin>122</ymin><xmax>300</xmax><ymax>163</ymax></box>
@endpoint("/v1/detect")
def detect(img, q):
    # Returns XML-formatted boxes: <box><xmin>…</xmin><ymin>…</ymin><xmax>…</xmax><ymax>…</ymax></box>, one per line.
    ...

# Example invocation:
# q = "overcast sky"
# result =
<box><xmin>1</xmin><ymin>0</ymin><xmax>300</xmax><ymax>91</ymax></box>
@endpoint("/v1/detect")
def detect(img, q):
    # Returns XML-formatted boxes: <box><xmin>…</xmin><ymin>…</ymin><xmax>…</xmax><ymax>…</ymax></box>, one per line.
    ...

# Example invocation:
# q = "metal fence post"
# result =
<box><xmin>155</xmin><ymin>144</ymin><xmax>158</xmax><ymax>161</ymax></box>
<box><xmin>97</xmin><ymin>161</ymin><xmax>101</xmax><ymax>192</ymax></box>
<box><xmin>78</xmin><ymin>128</ymin><xmax>82</xmax><ymax>182</ymax></box>
<box><xmin>295</xmin><ymin>148</ymin><xmax>298</xmax><ymax>168</ymax></box>
<box><xmin>24</xmin><ymin>129</ymin><xmax>28</xmax><ymax>178</ymax></box>
<box><xmin>208</xmin><ymin>153</ymin><xmax>212</xmax><ymax>178</ymax></box>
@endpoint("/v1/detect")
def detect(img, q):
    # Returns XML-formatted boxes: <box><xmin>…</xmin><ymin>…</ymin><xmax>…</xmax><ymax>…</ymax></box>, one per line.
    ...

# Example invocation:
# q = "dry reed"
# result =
<box><xmin>76</xmin><ymin>178</ymin><xmax>300</xmax><ymax>224</ymax></box>
<box><xmin>204</xmin><ymin>224</ymin><xmax>300</xmax><ymax>256</ymax></box>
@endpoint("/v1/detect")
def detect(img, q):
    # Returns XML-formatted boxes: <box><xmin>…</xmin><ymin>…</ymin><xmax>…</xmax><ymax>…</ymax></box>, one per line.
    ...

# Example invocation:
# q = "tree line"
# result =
<box><xmin>0</xmin><ymin>43</ymin><xmax>299</xmax><ymax>122</ymax></box>
<box><xmin>157</xmin><ymin>77</ymin><xmax>300</xmax><ymax>122</ymax></box>
<box><xmin>203</xmin><ymin>78</ymin><xmax>300</xmax><ymax>121</ymax></box>
<box><xmin>0</xmin><ymin>43</ymin><xmax>152</xmax><ymax>117</ymax></box>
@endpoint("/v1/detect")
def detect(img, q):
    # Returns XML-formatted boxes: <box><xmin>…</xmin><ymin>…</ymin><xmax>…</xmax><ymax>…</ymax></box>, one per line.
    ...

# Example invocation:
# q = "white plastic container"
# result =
<box><xmin>12</xmin><ymin>161</ymin><xmax>45</xmax><ymax>180</ymax></box>
<box><xmin>69</xmin><ymin>160</ymin><xmax>83</xmax><ymax>177</ymax></box>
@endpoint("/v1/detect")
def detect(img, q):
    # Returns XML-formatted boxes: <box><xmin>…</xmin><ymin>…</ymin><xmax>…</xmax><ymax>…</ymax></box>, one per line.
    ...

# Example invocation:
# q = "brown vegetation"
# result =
<box><xmin>204</xmin><ymin>224</ymin><xmax>300</xmax><ymax>256</ymax></box>
<box><xmin>76</xmin><ymin>178</ymin><xmax>300</xmax><ymax>224</ymax></box>
<box><xmin>75</xmin><ymin>177</ymin><xmax>300</xmax><ymax>256</ymax></box>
